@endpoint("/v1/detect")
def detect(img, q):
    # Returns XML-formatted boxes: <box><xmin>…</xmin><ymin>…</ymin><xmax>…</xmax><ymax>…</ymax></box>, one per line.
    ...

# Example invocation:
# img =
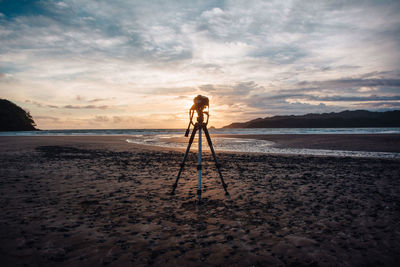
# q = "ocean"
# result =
<box><xmin>1</xmin><ymin>128</ymin><xmax>400</xmax><ymax>158</ymax></box>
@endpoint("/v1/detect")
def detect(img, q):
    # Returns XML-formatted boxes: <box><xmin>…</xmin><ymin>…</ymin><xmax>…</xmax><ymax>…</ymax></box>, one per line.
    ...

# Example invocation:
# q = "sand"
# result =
<box><xmin>215</xmin><ymin>133</ymin><xmax>400</xmax><ymax>153</ymax></box>
<box><xmin>0</xmin><ymin>135</ymin><xmax>399</xmax><ymax>266</ymax></box>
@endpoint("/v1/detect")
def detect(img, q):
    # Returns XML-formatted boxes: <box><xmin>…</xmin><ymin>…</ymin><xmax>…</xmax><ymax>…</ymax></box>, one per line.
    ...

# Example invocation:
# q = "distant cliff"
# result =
<box><xmin>0</xmin><ymin>99</ymin><xmax>38</xmax><ymax>131</ymax></box>
<box><xmin>223</xmin><ymin>110</ymin><xmax>400</xmax><ymax>128</ymax></box>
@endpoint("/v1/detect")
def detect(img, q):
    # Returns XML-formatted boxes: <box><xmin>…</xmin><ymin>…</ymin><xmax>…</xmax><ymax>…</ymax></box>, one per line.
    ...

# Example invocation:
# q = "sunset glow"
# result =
<box><xmin>1</xmin><ymin>0</ymin><xmax>399</xmax><ymax>129</ymax></box>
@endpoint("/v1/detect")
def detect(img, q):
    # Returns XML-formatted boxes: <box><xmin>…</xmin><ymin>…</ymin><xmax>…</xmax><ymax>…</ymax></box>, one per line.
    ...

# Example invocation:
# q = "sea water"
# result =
<box><xmin>1</xmin><ymin>128</ymin><xmax>400</xmax><ymax>158</ymax></box>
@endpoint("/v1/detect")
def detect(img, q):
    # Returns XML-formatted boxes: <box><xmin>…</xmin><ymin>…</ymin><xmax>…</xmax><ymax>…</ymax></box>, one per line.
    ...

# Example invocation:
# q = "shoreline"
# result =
<box><xmin>2</xmin><ymin>134</ymin><xmax>400</xmax><ymax>158</ymax></box>
<box><xmin>2</xmin><ymin>134</ymin><xmax>400</xmax><ymax>156</ymax></box>
<box><xmin>214</xmin><ymin>133</ymin><xmax>400</xmax><ymax>153</ymax></box>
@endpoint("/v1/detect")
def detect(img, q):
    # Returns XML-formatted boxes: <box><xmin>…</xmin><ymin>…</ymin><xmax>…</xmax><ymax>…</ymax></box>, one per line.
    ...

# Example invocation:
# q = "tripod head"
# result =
<box><xmin>185</xmin><ymin>95</ymin><xmax>209</xmax><ymax>136</ymax></box>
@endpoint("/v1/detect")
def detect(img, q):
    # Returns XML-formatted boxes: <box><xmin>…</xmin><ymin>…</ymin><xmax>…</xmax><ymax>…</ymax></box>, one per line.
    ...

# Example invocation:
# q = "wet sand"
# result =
<box><xmin>215</xmin><ymin>133</ymin><xmax>400</xmax><ymax>152</ymax></box>
<box><xmin>0</xmin><ymin>136</ymin><xmax>400</xmax><ymax>266</ymax></box>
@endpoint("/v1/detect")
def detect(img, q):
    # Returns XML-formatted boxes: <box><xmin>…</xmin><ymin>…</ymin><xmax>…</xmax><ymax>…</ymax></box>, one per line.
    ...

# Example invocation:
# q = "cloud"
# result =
<box><xmin>354</xmin><ymin>101</ymin><xmax>400</xmax><ymax>108</ymax></box>
<box><xmin>25</xmin><ymin>99</ymin><xmax>110</xmax><ymax>110</ymax></box>
<box><xmin>198</xmin><ymin>81</ymin><xmax>266</xmax><ymax>110</ymax></box>
<box><xmin>25</xmin><ymin>99</ymin><xmax>58</xmax><ymax>109</ymax></box>
<box><xmin>1</xmin><ymin>1</ymin><xmax>400</xmax><ymax>128</ymax></box>
<box><xmin>63</xmin><ymin>105</ymin><xmax>109</xmax><ymax>110</ymax></box>
<box><xmin>92</xmin><ymin>115</ymin><xmax>134</xmax><ymax>124</ymax></box>
<box><xmin>297</xmin><ymin>78</ymin><xmax>400</xmax><ymax>89</ymax></box>
<box><xmin>34</xmin><ymin>115</ymin><xmax>60</xmax><ymax>122</ymax></box>
<box><xmin>200</xmin><ymin>81</ymin><xmax>261</xmax><ymax>96</ymax></box>
<box><xmin>111</xmin><ymin>116</ymin><xmax>137</xmax><ymax>124</ymax></box>
<box><xmin>306</xmin><ymin>95</ymin><xmax>400</xmax><ymax>102</ymax></box>
<box><xmin>261</xmin><ymin>93</ymin><xmax>400</xmax><ymax>102</ymax></box>
<box><xmin>88</xmin><ymin>98</ymin><xmax>114</xmax><ymax>103</ymax></box>
<box><xmin>93</xmin><ymin>116</ymin><xmax>109</xmax><ymax>122</ymax></box>
<box><xmin>0</xmin><ymin>72</ymin><xmax>15</xmax><ymax>82</ymax></box>
<box><xmin>1</xmin><ymin>0</ymin><xmax>397</xmax><ymax>79</ymax></box>
<box><xmin>196</xmin><ymin>76</ymin><xmax>400</xmax><ymax>119</ymax></box>
<box><xmin>112</xmin><ymin>116</ymin><xmax>122</xmax><ymax>123</ymax></box>
<box><xmin>76</xmin><ymin>95</ymin><xmax>115</xmax><ymax>103</ymax></box>
<box><xmin>148</xmin><ymin>86</ymin><xmax>197</xmax><ymax>96</ymax></box>
<box><xmin>243</xmin><ymin>98</ymin><xmax>344</xmax><ymax>117</ymax></box>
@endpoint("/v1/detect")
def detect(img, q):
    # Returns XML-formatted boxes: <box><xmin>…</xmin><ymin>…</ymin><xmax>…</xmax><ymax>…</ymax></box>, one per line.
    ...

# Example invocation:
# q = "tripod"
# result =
<box><xmin>170</xmin><ymin>107</ymin><xmax>230</xmax><ymax>201</ymax></box>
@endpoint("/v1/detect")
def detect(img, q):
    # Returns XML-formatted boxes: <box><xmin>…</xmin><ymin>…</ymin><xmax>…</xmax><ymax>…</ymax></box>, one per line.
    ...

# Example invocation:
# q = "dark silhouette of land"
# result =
<box><xmin>0</xmin><ymin>99</ymin><xmax>37</xmax><ymax>131</ymax></box>
<box><xmin>223</xmin><ymin>110</ymin><xmax>400</xmax><ymax>128</ymax></box>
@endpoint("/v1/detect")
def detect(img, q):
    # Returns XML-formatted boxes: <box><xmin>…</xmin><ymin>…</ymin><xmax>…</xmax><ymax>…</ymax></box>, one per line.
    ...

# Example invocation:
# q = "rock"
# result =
<box><xmin>285</xmin><ymin>235</ymin><xmax>317</xmax><ymax>247</ymax></box>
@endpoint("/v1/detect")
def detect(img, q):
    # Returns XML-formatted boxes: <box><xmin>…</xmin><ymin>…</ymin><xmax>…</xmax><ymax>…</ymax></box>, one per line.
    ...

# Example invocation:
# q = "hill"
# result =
<box><xmin>0</xmin><ymin>99</ymin><xmax>38</xmax><ymax>131</ymax></box>
<box><xmin>223</xmin><ymin>110</ymin><xmax>400</xmax><ymax>128</ymax></box>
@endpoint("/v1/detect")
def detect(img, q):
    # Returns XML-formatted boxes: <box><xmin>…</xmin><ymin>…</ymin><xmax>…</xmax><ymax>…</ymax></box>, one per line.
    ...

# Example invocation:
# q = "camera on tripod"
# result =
<box><xmin>185</xmin><ymin>95</ymin><xmax>210</xmax><ymax>137</ymax></box>
<box><xmin>192</xmin><ymin>95</ymin><xmax>209</xmax><ymax>113</ymax></box>
<box><xmin>172</xmin><ymin>94</ymin><xmax>230</xmax><ymax>200</ymax></box>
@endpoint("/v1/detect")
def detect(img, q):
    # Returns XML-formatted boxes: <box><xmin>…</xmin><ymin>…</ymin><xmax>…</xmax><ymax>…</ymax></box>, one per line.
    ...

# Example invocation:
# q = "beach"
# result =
<box><xmin>216</xmin><ymin>133</ymin><xmax>400</xmax><ymax>153</ymax></box>
<box><xmin>0</xmin><ymin>135</ymin><xmax>399</xmax><ymax>266</ymax></box>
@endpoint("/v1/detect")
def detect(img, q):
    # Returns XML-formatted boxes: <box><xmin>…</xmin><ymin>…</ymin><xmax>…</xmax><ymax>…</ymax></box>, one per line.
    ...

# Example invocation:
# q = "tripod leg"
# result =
<box><xmin>203</xmin><ymin>125</ymin><xmax>230</xmax><ymax>196</ymax></box>
<box><xmin>170</xmin><ymin>124</ymin><xmax>198</xmax><ymax>195</ymax></box>
<box><xmin>197</xmin><ymin>125</ymin><xmax>202</xmax><ymax>201</ymax></box>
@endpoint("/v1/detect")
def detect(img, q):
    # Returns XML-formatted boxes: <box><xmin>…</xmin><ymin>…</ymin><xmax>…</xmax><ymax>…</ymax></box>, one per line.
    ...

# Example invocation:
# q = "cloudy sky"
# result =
<box><xmin>0</xmin><ymin>0</ymin><xmax>399</xmax><ymax>129</ymax></box>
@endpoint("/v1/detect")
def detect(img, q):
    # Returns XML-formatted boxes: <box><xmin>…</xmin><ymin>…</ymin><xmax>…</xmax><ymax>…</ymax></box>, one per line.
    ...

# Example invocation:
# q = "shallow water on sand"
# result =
<box><xmin>2</xmin><ymin>128</ymin><xmax>399</xmax><ymax>158</ymax></box>
<box><xmin>126</xmin><ymin>135</ymin><xmax>400</xmax><ymax>159</ymax></box>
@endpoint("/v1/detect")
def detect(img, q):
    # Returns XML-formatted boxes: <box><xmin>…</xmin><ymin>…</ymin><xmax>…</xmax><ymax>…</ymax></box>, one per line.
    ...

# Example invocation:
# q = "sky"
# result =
<box><xmin>0</xmin><ymin>0</ymin><xmax>399</xmax><ymax>129</ymax></box>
